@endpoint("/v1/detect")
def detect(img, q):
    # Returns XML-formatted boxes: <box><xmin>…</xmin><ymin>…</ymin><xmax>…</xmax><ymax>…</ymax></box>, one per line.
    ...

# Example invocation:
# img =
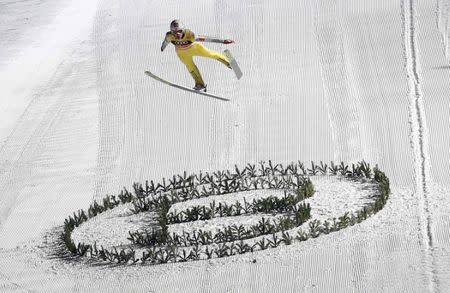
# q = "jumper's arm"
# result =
<box><xmin>161</xmin><ymin>37</ymin><xmax>170</xmax><ymax>52</ymax></box>
<box><xmin>196</xmin><ymin>36</ymin><xmax>234</xmax><ymax>44</ymax></box>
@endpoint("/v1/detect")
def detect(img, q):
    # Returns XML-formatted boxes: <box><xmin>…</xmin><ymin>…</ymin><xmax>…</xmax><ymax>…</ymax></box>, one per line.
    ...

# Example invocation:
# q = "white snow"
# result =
<box><xmin>1</xmin><ymin>0</ymin><xmax>450</xmax><ymax>292</ymax></box>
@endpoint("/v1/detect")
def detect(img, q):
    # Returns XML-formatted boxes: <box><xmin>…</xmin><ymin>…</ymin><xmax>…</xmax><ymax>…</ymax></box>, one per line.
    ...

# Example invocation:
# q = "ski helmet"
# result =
<box><xmin>170</xmin><ymin>19</ymin><xmax>182</xmax><ymax>33</ymax></box>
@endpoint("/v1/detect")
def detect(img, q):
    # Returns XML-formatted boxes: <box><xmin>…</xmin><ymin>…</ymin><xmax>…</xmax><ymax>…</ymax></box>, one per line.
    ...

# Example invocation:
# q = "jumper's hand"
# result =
<box><xmin>224</xmin><ymin>39</ymin><xmax>234</xmax><ymax>44</ymax></box>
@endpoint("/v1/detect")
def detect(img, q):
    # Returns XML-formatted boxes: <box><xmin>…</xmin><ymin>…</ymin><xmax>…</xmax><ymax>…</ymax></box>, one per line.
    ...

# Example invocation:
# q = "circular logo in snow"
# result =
<box><xmin>62</xmin><ymin>161</ymin><xmax>389</xmax><ymax>265</ymax></box>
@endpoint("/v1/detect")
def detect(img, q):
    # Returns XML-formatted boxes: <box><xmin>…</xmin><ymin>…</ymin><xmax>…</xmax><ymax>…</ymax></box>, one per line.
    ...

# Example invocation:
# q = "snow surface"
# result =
<box><xmin>1</xmin><ymin>0</ymin><xmax>450</xmax><ymax>292</ymax></box>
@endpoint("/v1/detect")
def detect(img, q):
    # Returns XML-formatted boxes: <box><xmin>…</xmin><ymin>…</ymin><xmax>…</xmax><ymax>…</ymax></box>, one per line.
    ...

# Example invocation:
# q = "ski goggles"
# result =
<box><xmin>171</xmin><ymin>29</ymin><xmax>183</xmax><ymax>35</ymax></box>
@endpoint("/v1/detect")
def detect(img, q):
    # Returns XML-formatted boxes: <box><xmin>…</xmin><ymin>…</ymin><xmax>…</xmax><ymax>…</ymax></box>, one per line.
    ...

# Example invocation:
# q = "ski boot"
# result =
<box><xmin>193</xmin><ymin>83</ymin><xmax>207</xmax><ymax>92</ymax></box>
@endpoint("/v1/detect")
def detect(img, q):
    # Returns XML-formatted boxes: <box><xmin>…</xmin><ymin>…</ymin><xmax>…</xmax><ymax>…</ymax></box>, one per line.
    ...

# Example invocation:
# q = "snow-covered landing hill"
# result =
<box><xmin>0</xmin><ymin>0</ymin><xmax>449</xmax><ymax>292</ymax></box>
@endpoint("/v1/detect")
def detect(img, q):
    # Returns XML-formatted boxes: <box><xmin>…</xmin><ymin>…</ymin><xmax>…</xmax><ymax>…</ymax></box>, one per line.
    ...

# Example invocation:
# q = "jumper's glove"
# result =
<box><xmin>224</xmin><ymin>39</ymin><xmax>234</xmax><ymax>44</ymax></box>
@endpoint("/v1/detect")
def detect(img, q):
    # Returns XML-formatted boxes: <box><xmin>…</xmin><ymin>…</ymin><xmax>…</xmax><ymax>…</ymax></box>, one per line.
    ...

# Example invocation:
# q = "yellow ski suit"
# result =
<box><xmin>161</xmin><ymin>29</ymin><xmax>230</xmax><ymax>86</ymax></box>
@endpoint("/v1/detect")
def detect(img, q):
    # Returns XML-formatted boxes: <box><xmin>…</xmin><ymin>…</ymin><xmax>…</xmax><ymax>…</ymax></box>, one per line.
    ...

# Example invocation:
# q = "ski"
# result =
<box><xmin>224</xmin><ymin>49</ymin><xmax>242</xmax><ymax>80</ymax></box>
<box><xmin>144</xmin><ymin>71</ymin><xmax>229</xmax><ymax>102</ymax></box>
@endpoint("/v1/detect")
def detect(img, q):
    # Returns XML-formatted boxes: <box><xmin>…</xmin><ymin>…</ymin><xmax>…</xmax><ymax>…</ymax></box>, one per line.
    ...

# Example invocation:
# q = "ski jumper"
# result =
<box><xmin>161</xmin><ymin>29</ymin><xmax>230</xmax><ymax>87</ymax></box>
